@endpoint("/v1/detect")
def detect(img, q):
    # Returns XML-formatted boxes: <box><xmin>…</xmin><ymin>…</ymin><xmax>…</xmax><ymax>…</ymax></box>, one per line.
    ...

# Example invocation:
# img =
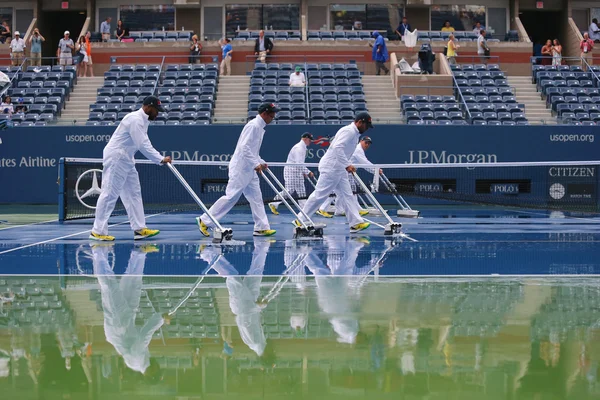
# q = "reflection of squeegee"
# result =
<box><xmin>259</xmin><ymin>252</ymin><xmax>307</xmax><ymax>304</ymax></box>
<box><xmin>380</xmin><ymin>173</ymin><xmax>420</xmax><ymax>218</ymax></box>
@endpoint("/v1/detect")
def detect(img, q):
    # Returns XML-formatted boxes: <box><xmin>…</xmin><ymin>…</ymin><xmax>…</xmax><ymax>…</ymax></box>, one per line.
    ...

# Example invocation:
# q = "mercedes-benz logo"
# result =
<box><xmin>75</xmin><ymin>169</ymin><xmax>103</xmax><ymax>209</ymax></box>
<box><xmin>74</xmin><ymin>244</ymin><xmax>115</xmax><ymax>276</ymax></box>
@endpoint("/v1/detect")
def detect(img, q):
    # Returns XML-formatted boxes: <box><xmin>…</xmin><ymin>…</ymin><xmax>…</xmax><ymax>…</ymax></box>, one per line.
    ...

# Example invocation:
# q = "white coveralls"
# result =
<box><xmin>321</xmin><ymin>143</ymin><xmax>376</xmax><ymax>214</ymax></box>
<box><xmin>300</xmin><ymin>123</ymin><xmax>365</xmax><ymax>228</ymax></box>
<box><xmin>200</xmin><ymin>115</ymin><xmax>270</xmax><ymax>231</ymax></box>
<box><xmin>92</xmin><ymin>108</ymin><xmax>164</xmax><ymax>235</ymax></box>
<box><xmin>208</xmin><ymin>240</ymin><xmax>270</xmax><ymax>356</ymax></box>
<box><xmin>93</xmin><ymin>245</ymin><xmax>164</xmax><ymax>373</ymax></box>
<box><xmin>270</xmin><ymin>140</ymin><xmax>311</xmax><ymax>210</ymax></box>
<box><xmin>306</xmin><ymin>238</ymin><xmax>365</xmax><ymax>344</ymax></box>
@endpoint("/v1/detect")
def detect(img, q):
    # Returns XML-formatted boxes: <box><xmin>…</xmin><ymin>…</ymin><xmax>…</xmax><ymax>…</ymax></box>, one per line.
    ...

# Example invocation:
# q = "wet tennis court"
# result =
<box><xmin>1</xmin><ymin>205</ymin><xmax>599</xmax><ymax>398</ymax></box>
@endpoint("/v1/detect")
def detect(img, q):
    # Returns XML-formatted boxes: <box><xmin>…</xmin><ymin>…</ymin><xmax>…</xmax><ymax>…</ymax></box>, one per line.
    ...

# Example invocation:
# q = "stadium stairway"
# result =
<box><xmin>507</xmin><ymin>76</ymin><xmax>555</xmax><ymax>125</ymax></box>
<box><xmin>57</xmin><ymin>77</ymin><xmax>105</xmax><ymax>126</ymax></box>
<box><xmin>362</xmin><ymin>75</ymin><xmax>403</xmax><ymax>124</ymax></box>
<box><xmin>213</xmin><ymin>75</ymin><xmax>250</xmax><ymax>124</ymax></box>
<box><xmin>64</xmin><ymin>290</ymin><xmax>105</xmax><ymax>326</ymax></box>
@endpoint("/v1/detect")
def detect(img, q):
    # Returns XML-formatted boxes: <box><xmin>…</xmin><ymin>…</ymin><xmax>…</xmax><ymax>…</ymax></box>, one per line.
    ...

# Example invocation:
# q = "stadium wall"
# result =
<box><xmin>1</xmin><ymin>125</ymin><xmax>599</xmax><ymax>204</ymax></box>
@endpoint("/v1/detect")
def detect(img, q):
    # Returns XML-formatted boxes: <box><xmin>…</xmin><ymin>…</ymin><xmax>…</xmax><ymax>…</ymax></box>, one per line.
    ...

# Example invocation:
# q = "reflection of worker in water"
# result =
<box><xmin>204</xmin><ymin>239</ymin><xmax>272</xmax><ymax>358</ymax></box>
<box><xmin>92</xmin><ymin>244</ymin><xmax>167</xmax><ymax>380</ymax></box>
<box><xmin>306</xmin><ymin>237</ymin><xmax>367</xmax><ymax>344</ymax></box>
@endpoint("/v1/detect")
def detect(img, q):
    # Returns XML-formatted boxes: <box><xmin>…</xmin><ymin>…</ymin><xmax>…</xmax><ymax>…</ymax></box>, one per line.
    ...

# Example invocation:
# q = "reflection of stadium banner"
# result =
<box><xmin>1</xmin><ymin>125</ymin><xmax>600</xmax><ymax>203</ymax></box>
<box><xmin>547</xmin><ymin>166</ymin><xmax>597</xmax><ymax>206</ymax></box>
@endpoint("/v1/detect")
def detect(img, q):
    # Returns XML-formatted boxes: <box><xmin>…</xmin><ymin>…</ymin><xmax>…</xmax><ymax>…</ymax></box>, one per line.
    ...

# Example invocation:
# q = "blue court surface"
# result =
<box><xmin>2</xmin><ymin>205</ymin><xmax>600</xmax><ymax>277</ymax></box>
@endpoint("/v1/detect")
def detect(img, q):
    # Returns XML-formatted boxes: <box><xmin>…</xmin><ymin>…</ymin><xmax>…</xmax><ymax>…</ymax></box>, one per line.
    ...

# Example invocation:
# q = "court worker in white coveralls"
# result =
<box><xmin>321</xmin><ymin>136</ymin><xmax>383</xmax><ymax>216</ymax></box>
<box><xmin>90</xmin><ymin>96</ymin><xmax>172</xmax><ymax>241</ymax></box>
<box><xmin>268</xmin><ymin>132</ymin><xmax>314</xmax><ymax>215</ymax></box>
<box><xmin>196</xmin><ymin>103</ymin><xmax>277</xmax><ymax>237</ymax></box>
<box><xmin>295</xmin><ymin>112</ymin><xmax>374</xmax><ymax>234</ymax></box>
<box><xmin>92</xmin><ymin>243</ymin><xmax>168</xmax><ymax>379</ymax></box>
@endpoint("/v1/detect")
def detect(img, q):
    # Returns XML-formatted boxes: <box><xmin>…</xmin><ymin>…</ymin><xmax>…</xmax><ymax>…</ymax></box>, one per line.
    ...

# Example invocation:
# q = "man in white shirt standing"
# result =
<box><xmin>101</xmin><ymin>17</ymin><xmax>112</xmax><ymax>42</ymax></box>
<box><xmin>9</xmin><ymin>31</ymin><xmax>25</xmax><ymax>67</ymax></box>
<box><xmin>196</xmin><ymin>103</ymin><xmax>277</xmax><ymax>237</ymax></box>
<box><xmin>289</xmin><ymin>66</ymin><xmax>306</xmax><ymax>87</ymax></box>
<box><xmin>295</xmin><ymin>112</ymin><xmax>373</xmax><ymax>234</ymax></box>
<box><xmin>589</xmin><ymin>18</ymin><xmax>600</xmax><ymax>43</ymax></box>
<box><xmin>57</xmin><ymin>31</ymin><xmax>75</xmax><ymax>66</ymax></box>
<box><xmin>90</xmin><ymin>96</ymin><xmax>172</xmax><ymax>241</ymax></box>
<box><xmin>268</xmin><ymin>132</ymin><xmax>314</xmax><ymax>215</ymax></box>
<box><xmin>477</xmin><ymin>30</ymin><xmax>489</xmax><ymax>64</ymax></box>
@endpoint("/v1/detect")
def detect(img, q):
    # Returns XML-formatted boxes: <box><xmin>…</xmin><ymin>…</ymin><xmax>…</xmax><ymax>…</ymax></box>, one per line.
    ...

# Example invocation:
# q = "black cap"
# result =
<box><xmin>355</xmin><ymin>112</ymin><xmax>373</xmax><ymax>128</ymax></box>
<box><xmin>360</xmin><ymin>136</ymin><xmax>372</xmax><ymax>143</ymax></box>
<box><xmin>143</xmin><ymin>95</ymin><xmax>165</xmax><ymax>112</ymax></box>
<box><xmin>301</xmin><ymin>132</ymin><xmax>313</xmax><ymax>139</ymax></box>
<box><xmin>258</xmin><ymin>102</ymin><xmax>278</xmax><ymax>114</ymax></box>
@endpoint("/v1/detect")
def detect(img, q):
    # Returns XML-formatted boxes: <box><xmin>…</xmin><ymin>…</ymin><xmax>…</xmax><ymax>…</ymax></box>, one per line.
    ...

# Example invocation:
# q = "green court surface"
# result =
<box><xmin>0</xmin><ymin>205</ymin><xmax>57</xmax><ymax>227</ymax></box>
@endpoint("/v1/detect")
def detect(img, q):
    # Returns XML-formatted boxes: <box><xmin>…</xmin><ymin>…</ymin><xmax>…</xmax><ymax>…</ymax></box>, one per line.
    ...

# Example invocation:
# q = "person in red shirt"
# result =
<box><xmin>580</xmin><ymin>32</ymin><xmax>594</xmax><ymax>70</ymax></box>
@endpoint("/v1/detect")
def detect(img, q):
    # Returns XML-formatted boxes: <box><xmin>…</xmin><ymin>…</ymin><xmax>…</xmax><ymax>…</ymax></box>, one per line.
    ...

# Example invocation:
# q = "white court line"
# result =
<box><xmin>0</xmin><ymin>213</ymin><xmax>163</xmax><ymax>256</ymax></box>
<box><xmin>0</xmin><ymin>218</ymin><xmax>58</xmax><ymax>231</ymax></box>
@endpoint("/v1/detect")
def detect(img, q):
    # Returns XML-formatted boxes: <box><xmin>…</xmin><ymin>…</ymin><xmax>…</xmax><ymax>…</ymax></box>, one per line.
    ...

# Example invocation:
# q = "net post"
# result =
<box><xmin>58</xmin><ymin>157</ymin><xmax>65</xmax><ymax>223</ymax></box>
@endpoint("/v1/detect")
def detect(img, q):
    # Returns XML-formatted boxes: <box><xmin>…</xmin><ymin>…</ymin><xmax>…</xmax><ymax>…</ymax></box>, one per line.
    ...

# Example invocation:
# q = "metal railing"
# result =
<box><xmin>244</xmin><ymin>54</ymin><xmax>365</xmax><ymax>75</ymax></box>
<box><xmin>450</xmin><ymin>74</ymin><xmax>473</xmax><ymax>123</ymax></box>
<box><xmin>151</xmin><ymin>56</ymin><xmax>166</xmax><ymax>96</ymax></box>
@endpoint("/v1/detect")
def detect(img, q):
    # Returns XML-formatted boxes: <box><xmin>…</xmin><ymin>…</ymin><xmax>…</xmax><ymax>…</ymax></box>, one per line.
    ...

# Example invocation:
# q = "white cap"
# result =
<box><xmin>14</xmin><ymin>31</ymin><xmax>19</xmax><ymax>36</ymax></box>
<box><xmin>64</xmin><ymin>30</ymin><xmax>70</xmax><ymax>35</ymax></box>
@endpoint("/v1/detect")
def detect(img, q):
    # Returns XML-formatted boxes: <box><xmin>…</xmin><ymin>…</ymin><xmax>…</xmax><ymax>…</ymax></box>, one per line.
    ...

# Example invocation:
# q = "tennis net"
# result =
<box><xmin>58</xmin><ymin>158</ymin><xmax>600</xmax><ymax>221</ymax></box>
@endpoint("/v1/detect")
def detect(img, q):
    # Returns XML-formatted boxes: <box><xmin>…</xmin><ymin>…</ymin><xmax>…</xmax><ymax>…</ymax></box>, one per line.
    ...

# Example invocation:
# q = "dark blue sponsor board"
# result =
<box><xmin>1</xmin><ymin>125</ymin><xmax>600</xmax><ymax>203</ymax></box>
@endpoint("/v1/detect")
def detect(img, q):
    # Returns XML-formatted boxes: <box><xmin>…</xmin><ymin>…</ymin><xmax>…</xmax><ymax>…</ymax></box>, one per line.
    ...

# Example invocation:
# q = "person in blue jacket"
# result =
<box><xmin>371</xmin><ymin>31</ymin><xmax>389</xmax><ymax>76</ymax></box>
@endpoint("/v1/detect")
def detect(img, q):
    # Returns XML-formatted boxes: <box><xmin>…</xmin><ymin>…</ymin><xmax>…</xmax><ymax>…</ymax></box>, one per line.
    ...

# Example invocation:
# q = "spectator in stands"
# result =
<box><xmin>254</xmin><ymin>30</ymin><xmax>273</xmax><ymax>64</ymax></box>
<box><xmin>85</xmin><ymin>31</ymin><xmax>94</xmax><ymax>77</ymax></box>
<box><xmin>27</xmin><ymin>28</ymin><xmax>45</xmax><ymax>67</ymax></box>
<box><xmin>477</xmin><ymin>30</ymin><xmax>489</xmax><ymax>63</ymax></box>
<box><xmin>57</xmin><ymin>31</ymin><xmax>75</xmax><ymax>67</ymax></box>
<box><xmin>370</xmin><ymin>31</ymin><xmax>389</xmax><ymax>75</ymax></box>
<box><xmin>289</xmin><ymin>66</ymin><xmax>306</xmax><ymax>87</ymax></box>
<box><xmin>447</xmin><ymin>34</ymin><xmax>459</xmax><ymax>64</ymax></box>
<box><xmin>189</xmin><ymin>35</ymin><xmax>202</xmax><ymax>64</ymax></box>
<box><xmin>0</xmin><ymin>21</ymin><xmax>10</xmax><ymax>44</ymax></box>
<box><xmin>1</xmin><ymin>96</ymin><xmax>13</xmax><ymax>116</ymax></box>
<box><xmin>541</xmin><ymin>39</ymin><xmax>552</xmax><ymax>65</ymax></box>
<box><xmin>551</xmin><ymin>39</ymin><xmax>562</xmax><ymax>66</ymax></box>
<box><xmin>473</xmin><ymin>22</ymin><xmax>485</xmax><ymax>33</ymax></box>
<box><xmin>395</xmin><ymin>17</ymin><xmax>411</xmax><ymax>40</ymax></box>
<box><xmin>116</xmin><ymin>19</ymin><xmax>126</xmax><ymax>41</ymax></box>
<box><xmin>76</xmin><ymin>36</ymin><xmax>89</xmax><ymax>78</ymax></box>
<box><xmin>219</xmin><ymin>38</ymin><xmax>232</xmax><ymax>76</ymax></box>
<box><xmin>589</xmin><ymin>18</ymin><xmax>600</xmax><ymax>43</ymax></box>
<box><xmin>9</xmin><ymin>31</ymin><xmax>25</xmax><ymax>67</ymax></box>
<box><xmin>441</xmin><ymin>21</ymin><xmax>455</xmax><ymax>32</ymax></box>
<box><xmin>101</xmin><ymin>17</ymin><xmax>112</xmax><ymax>42</ymax></box>
<box><xmin>14</xmin><ymin>98</ymin><xmax>26</xmax><ymax>114</ymax></box>
<box><xmin>581</xmin><ymin>32</ymin><xmax>594</xmax><ymax>70</ymax></box>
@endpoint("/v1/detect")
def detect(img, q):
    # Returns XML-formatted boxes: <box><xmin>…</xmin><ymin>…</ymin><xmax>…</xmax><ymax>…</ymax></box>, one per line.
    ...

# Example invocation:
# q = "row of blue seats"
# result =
<box><xmin>471</xmin><ymin>120</ymin><xmax>529</xmax><ymax>126</ymax></box>
<box><xmin>534</xmin><ymin>71</ymin><xmax>594</xmax><ymax>83</ymax></box>
<box><xmin>308</xmin><ymin>31</ymin><xmax>374</xmax><ymax>39</ymax></box>
<box><xmin>403</xmin><ymin>103</ymin><xmax>463</xmax><ymax>113</ymax></box>
<box><xmin>104</xmin><ymin>71</ymin><xmax>218</xmax><ymax>81</ymax></box>
<box><xmin>248</xmin><ymin>102</ymin><xmax>367</xmax><ymax>112</ymax></box>
<box><xmin>16</xmin><ymin>80</ymin><xmax>71</xmax><ymax>90</ymax></box>
<box><xmin>126</xmin><ymin>38</ymin><xmax>190</xmax><ymax>43</ymax></box>
<box><xmin>8</xmin><ymin>88</ymin><xmax>66</xmax><ymax>100</ymax></box>
<box><xmin>545</xmin><ymin>87</ymin><xmax>600</xmax><ymax>101</ymax></box>
<box><xmin>11</xmin><ymin>121</ymin><xmax>51</xmax><ymax>127</ymax></box>
<box><xmin>467</xmin><ymin>104</ymin><xmax>525</xmax><ymax>113</ymax></box>
<box><xmin>560</xmin><ymin>112</ymin><xmax>600</xmax><ymax>121</ymax></box>
<box><xmin>157</xmin><ymin>87</ymin><xmax>215</xmax><ymax>97</ymax></box>
<box><xmin>401</xmin><ymin>94</ymin><xmax>459</xmax><ymax>104</ymax></box>
<box><xmin>234</xmin><ymin>37</ymin><xmax>305</xmax><ymax>42</ymax></box>
<box><xmin>421</xmin><ymin>37</ymin><xmax>500</xmax><ymax>43</ymax></box>
<box><xmin>2</xmin><ymin>112</ymin><xmax>56</xmax><ymax>122</ymax></box>
<box><xmin>461</xmin><ymin>87</ymin><xmax>514</xmax><ymax>97</ymax></box>
<box><xmin>255</xmin><ymin>63</ymin><xmax>359</xmax><ymax>72</ymax></box>
<box><xmin>455</xmin><ymin>79</ymin><xmax>510</xmax><ymax>88</ymax></box>
<box><xmin>14</xmin><ymin>72</ymin><xmax>75</xmax><ymax>82</ymax></box>
<box><xmin>249</xmin><ymin>94</ymin><xmax>305</xmax><ymax>103</ymax></box>
<box><xmin>90</xmin><ymin>111</ymin><xmax>212</xmax><ymax>122</ymax></box>
<box><xmin>250</xmin><ymin>70</ymin><xmax>361</xmax><ymax>80</ymax></box>
<box><xmin>450</xmin><ymin>64</ymin><xmax>501</xmax><ymax>72</ymax></box>
<box><xmin>249</xmin><ymin>85</ymin><xmax>362</xmax><ymax>95</ymax></box>
<box><xmin>555</xmin><ymin>104</ymin><xmax>600</xmax><ymax>115</ymax></box>
<box><xmin>531</xmin><ymin>64</ymin><xmax>595</xmax><ymax>76</ymax></box>
<box><xmin>463</xmin><ymin>95</ymin><xmax>518</xmax><ymax>104</ymax></box>
<box><xmin>127</xmin><ymin>31</ymin><xmax>193</xmax><ymax>40</ymax></box>
<box><xmin>108</xmin><ymin>64</ymin><xmax>213</xmax><ymax>72</ymax></box>
<box><xmin>87</xmin><ymin>120</ymin><xmax>210</xmax><ymax>126</ymax></box>
<box><xmin>454</xmin><ymin>71</ymin><xmax>506</xmax><ymax>80</ymax></box>
<box><xmin>95</xmin><ymin>94</ymin><xmax>213</xmax><ymax>105</ymax></box>
<box><xmin>408</xmin><ymin>119</ymin><xmax>468</xmax><ymax>125</ymax></box>
<box><xmin>406</xmin><ymin>110</ymin><xmax>466</xmax><ymax>120</ymax></box>
<box><xmin>308</xmin><ymin>94</ymin><xmax>366</xmax><ymax>103</ymax></box>
<box><xmin>307</xmin><ymin>86</ymin><xmax>364</xmax><ymax>94</ymax></box>
<box><xmin>101</xmin><ymin>79</ymin><xmax>216</xmax><ymax>91</ymax></box>
<box><xmin>550</xmin><ymin>95</ymin><xmax>600</xmax><ymax>107</ymax></box>
<box><xmin>1</xmin><ymin>65</ymin><xmax>76</xmax><ymax>74</ymax></box>
<box><xmin>418</xmin><ymin>31</ymin><xmax>479</xmax><ymax>39</ymax></box>
<box><xmin>561</xmin><ymin>120</ymin><xmax>600</xmax><ymax>126</ymax></box>
<box><xmin>90</xmin><ymin>102</ymin><xmax>213</xmax><ymax>114</ymax></box>
<box><xmin>237</xmin><ymin>30</ymin><xmax>300</xmax><ymax>39</ymax></box>
<box><xmin>539</xmin><ymin>79</ymin><xmax>596</xmax><ymax>95</ymax></box>
<box><xmin>306</xmin><ymin>78</ymin><xmax>362</xmax><ymax>87</ymax></box>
